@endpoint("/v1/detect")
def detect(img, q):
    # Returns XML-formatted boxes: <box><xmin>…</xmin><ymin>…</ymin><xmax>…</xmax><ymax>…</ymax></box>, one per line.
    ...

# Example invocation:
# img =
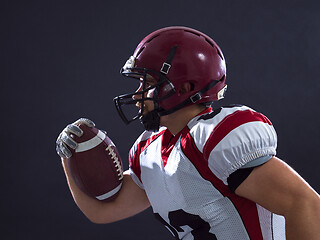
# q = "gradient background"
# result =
<box><xmin>1</xmin><ymin>0</ymin><xmax>319</xmax><ymax>239</ymax></box>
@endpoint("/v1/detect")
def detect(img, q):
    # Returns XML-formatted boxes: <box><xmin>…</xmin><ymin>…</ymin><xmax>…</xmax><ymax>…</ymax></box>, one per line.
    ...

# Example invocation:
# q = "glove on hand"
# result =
<box><xmin>56</xmin><ymin>118</ymin><xmax>95</xmax><ymax>158</ymax></box>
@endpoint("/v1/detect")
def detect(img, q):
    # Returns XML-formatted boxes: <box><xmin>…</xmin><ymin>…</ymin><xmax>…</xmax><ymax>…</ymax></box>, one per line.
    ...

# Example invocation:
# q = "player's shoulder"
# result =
<box><xmin>187</xmin><ymin>104</ymin><xmax>274</xmax><ymax>152</ymax></box>
<box><xmin>190</xmin><ymin>104</ymin><xmax>272</xmax><ymax>129</ymax></box>
<box><xmin>199</xmin><ymin>105</ymin><xmax>277</xmax><ymax>183</ymax></box>
<box><xmin>199</xmin><ymin>104</ymin><xmax>266</xmax><ymax>121</ymax></box>
<box><xmin>129</xmin><ymin>127</ymin><xmax>166</xmax><ymax>159</ymax></box>
<box><xmin>135</xmin><ymin>127</ymin><xmax>166</xmax><ymax>145</ymax></box>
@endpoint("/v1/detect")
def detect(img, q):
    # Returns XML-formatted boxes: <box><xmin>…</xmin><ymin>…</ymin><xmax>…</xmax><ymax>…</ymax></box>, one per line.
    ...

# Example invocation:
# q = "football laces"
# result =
<box><xmin>105</xmin><ymin>145</ymin><xmax>124</xmax><ymax>180</ymax></box>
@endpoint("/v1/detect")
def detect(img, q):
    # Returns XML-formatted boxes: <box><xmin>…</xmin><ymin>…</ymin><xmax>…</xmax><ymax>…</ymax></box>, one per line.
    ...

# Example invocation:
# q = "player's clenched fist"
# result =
<box><xmin>56</xmin><ymin>118</ymin><xmax>95</xmax><ymax>158</ymax></box>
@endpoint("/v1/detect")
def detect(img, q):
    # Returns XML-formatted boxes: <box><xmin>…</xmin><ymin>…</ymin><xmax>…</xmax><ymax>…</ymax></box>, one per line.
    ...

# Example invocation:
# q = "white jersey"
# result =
<box><xmin>128</xmin><ymin>105</ymin><xmax>285</xmax><ymax>240</ymax></box>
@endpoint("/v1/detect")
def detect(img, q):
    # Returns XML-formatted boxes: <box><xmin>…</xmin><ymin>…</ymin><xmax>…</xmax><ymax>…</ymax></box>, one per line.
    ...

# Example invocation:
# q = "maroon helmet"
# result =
<box><xmin>114</xmin><ymin>26</ymin><xmax>227</xmax><ymax>125</ymax></box>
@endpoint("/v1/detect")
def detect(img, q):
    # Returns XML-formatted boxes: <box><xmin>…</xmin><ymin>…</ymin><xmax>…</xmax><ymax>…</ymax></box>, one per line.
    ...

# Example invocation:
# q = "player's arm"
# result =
<box><xmin>235</xmin><ymin>156</ymin><xmax>320</xmax><ymax>239</ymax></box>
<box><xmin>62</xmin><ymin>161</ymin><xmax>150</xmax><ymax>224</ymax></box>
<box><xmin>56</xmin><ymin>118</ymin><xmax>150</xmax><ymax>224</ymax></box>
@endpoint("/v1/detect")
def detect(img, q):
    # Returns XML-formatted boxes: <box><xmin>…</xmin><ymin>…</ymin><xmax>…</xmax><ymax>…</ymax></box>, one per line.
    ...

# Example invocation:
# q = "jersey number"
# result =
<box><xmin>154</xmin><ymin>209</ymin><xmax>217</xmax><ymax>240</ymax></box>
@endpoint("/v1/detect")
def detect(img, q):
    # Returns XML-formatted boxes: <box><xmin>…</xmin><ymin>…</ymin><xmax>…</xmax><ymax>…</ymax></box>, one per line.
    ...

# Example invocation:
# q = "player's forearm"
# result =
<box><xmin>61</xmin><ymin>159</ymin><xmax>150</xmax><ymax>224</ymax></box>
<box><xmin>284</xmin><ymin>192</ymin><xmax>320</xmax><ymax>239</ymax></box>
<box><xmin>61</xmin><ymin>158</ymin><xmax>109</xmax><ymax>222</ymax></box>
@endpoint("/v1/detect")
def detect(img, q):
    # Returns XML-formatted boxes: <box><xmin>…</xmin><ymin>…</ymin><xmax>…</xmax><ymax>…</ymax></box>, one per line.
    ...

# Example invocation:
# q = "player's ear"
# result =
<box><xmin>179</xmin><ymin>82</ymin><xmax>194</xmax><ymax>94</ymax></box>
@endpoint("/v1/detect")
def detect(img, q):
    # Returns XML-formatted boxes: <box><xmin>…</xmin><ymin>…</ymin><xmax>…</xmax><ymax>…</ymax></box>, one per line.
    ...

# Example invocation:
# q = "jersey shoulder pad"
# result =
<box><xmin>194</xmin><ymin>105</ymin><xmax>277</xmax><ymax>184</ymax></box>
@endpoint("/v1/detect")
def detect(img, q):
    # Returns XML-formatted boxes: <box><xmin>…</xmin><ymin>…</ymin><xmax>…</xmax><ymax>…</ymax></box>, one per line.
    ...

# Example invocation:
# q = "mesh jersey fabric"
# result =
<box><xmin>128</xmin><ymin>105</ymin><xmax>285</xmax><ymax>240</ymax></box>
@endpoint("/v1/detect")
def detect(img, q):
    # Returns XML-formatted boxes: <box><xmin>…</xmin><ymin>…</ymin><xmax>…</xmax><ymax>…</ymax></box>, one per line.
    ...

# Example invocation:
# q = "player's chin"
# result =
<box><xmin>141</xmin><ymin>105</ymin><xmax>154</xmax><ymax>115</ymax></box>
<box><xmin>139</xmin><ymin>111</ymin><xmax>149</xmax><ymax>119</ymax></box>
<box><xmin>139</xmin><ymin>109</ymin><xmax>154</xmax><ymax>121</ymax></box>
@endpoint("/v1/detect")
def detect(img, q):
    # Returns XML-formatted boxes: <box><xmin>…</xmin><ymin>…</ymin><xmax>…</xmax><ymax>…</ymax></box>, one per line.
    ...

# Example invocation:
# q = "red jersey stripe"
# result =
<box><xmin>180</xmin><ymin>127</ymin><xmax>264</xmax><ymax>239</ymax></box>
<box><xmin>203</xmin><ymin>109</ymin><xmax>272</xmax><ymax>161</ymax></box>
<box><xmin>129</xmin><ymin>130</ymin><xmax>165</xmax><ymax>182</ymax></box>
<box><xmin>161</xmin><ymin>107</ymin><xmax>213</xmax><ymax>167</ymax></box>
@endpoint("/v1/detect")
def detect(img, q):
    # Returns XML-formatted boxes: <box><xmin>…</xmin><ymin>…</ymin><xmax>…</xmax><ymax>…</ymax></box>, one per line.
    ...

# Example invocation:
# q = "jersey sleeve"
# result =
<box><xmin>128</xmin><ymin>167</ymin><xmax>144</xmax><ymax>189</ymax></box>
<box><xmin>127</xmin><ymin>129</ymin><xmax>162</xmax><ymax>189</ymax></box>
<box><xmin>128</xmin><ymin>133</ymin><xmax>145</xmax><ymax>189</ymax></box>
<box><xmin>203</xmin><ymin>107</ymin><xmax>277</xmax><ymax>185</ymax></box>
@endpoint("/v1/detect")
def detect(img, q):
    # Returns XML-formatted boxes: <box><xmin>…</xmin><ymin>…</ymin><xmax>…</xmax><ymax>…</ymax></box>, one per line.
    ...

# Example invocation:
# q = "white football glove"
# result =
<box><xmin>56</xmin><ymin>118</ymin><xmax>95</xmax><ymax>158</ymax></box>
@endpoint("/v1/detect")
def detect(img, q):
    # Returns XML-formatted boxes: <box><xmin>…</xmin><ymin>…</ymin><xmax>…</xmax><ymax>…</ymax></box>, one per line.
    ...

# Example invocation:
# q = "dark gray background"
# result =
<box><xmin>1</xmin><ymin>0</ymin><xmax>319</xmax><ymax>239</ymax></box>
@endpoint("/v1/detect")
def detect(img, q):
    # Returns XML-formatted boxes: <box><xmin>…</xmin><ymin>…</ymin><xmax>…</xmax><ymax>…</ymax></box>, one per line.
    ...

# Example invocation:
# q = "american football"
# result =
<box><xmin>66</xmin><ymin>123</ymin><xmax>123</xmax><ymax>202</ymax></box>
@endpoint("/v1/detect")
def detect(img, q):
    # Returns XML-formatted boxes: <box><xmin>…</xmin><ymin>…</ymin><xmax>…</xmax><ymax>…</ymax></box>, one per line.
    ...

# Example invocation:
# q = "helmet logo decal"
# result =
<box><xmin>217</xmin><ymin>85</ymin><xmax>228</xmax><ymax>100</ymax></box>
<box><xmin>122</xmin><ymin>56</ymin><xmax>135</xmax><ymax>72</ymax></box>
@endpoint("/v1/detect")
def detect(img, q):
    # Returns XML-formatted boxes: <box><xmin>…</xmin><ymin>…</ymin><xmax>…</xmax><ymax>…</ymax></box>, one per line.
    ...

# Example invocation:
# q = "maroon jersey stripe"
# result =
<box><xmin>203</xmin><ymin>109</ymin><xmax>272</xmax><ymax>160</ymax></box>
<box><xmin>180</xmin><ymin>127</ymin><xmax>263</xmax><ymax>239</ymax></box>
<box><xmin>129</xmin><ymin>130</ymin><xmax>165</xmax><ymax>182</ymax></box>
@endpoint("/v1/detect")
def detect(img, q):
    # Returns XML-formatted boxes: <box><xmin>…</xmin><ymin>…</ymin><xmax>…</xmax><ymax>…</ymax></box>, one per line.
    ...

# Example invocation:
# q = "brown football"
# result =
<box><xmin>66</xmin><ymin>124</ymin><xmax>123</xmax><ymax>201</ymax></box>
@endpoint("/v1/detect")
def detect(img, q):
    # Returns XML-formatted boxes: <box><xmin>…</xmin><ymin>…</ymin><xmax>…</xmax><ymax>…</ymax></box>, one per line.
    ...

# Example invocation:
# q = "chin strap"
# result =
<box><xmin>160</xmin><ymin>45</ymin><xmax>178</xmax><ymax>75</ymax></box>
<box><xmin>158</xmin><ymin>78</ymin><xmax>223</xmax><ymax>116</ymax></box>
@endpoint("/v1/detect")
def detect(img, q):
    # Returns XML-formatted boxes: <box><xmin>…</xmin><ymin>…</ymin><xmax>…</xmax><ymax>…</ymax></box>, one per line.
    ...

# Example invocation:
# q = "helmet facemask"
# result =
<box><xmin>113</xmin><ymin>59</ymin><xmax>176</xmax><ymax>130</ymax></box>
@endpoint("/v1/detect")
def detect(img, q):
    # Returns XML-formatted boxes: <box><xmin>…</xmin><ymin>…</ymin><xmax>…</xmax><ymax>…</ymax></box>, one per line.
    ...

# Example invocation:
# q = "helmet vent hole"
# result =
<box><xmin>205</xmin><ymin>38</ymin><xmax>214</xmax><ymax>47</ymax></box>
<box><xmin>136</xmin><ymin>47</ymin><xmax>145</xmax><ymax>57</ymax></box>
<box><xmin>216</xmin><ymin>49</ymin><xmax>224</xmax><ymax>60</ymax></box>
<box><xmin>183</xmin><ymin>29</ymin><xmax>200</xmax><ymax>37</ymax></box>
<box><xmin>146</xmin><ymin>34</ymin><xmax>160</xmax><ymax>43</ymax></box>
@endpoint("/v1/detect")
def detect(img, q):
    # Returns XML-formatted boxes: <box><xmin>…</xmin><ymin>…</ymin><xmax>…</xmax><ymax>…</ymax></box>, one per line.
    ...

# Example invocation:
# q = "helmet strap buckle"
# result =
<box><xmin>190</xmin><ymin>92</ymin><xmax>202</xmax><ymax>103</ymax></box>
<box><xmin>160</xmin><ymin>63</ymin><xmax>171</xmax><ymax>74</ymax></box>
<box><xmin>160</xmin><ymin>45</ymin><xmax>178</xmax><ymax>75</ymax></box>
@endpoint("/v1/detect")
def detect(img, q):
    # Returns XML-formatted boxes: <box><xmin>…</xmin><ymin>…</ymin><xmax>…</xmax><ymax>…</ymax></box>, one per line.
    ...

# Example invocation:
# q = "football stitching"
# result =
<box><xmin>105</xmin><ymin>145</ymin><xmax>124</xmax><ymax>180</ymax></box>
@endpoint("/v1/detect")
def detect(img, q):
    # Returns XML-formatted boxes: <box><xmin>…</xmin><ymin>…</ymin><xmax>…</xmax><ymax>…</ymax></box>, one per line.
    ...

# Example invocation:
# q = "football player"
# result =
<box><xmin>56</xmin><ymin>26</ymin><xmax>320</xmax><ymax>239</ymax></box>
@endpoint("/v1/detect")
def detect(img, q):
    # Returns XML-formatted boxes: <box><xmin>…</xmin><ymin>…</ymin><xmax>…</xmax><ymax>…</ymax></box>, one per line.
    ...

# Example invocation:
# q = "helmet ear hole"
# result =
<box><xmin>189</xmin><ymin>82</ymin><xmax>195</xmax><ymax>91</ymax></box>
<box><xmin>179</xmin><ymin>82</ymin><xmax>194</xmax><ymax>94</ymax></box>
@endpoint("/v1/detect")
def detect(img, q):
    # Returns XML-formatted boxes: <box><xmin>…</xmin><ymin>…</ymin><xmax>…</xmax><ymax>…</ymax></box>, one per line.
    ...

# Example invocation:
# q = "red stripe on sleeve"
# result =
<box><xmin>203</xmin><ymin>109</ymin><xmax>272</xmax><ymax>160</ymax></box>
<box><xmin>180</xmin><ymin>128</ymin><xmax>263</xmax><ymax>239</ymax></box>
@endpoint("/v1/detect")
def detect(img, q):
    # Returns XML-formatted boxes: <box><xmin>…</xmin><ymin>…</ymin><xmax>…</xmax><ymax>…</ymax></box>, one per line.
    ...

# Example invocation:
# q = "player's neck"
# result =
<box><xmin>161</xmin><ymin>105</ymin><xmax>207</xmax><ymax>136</ymax></box>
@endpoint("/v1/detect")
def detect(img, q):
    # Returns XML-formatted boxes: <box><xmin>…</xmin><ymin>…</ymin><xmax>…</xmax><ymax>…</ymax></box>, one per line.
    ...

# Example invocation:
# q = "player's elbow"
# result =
<box><xmin>282</xmin><ymin>187</ymin><xmax>320</xmax><ymax>219</ymax></box>
<box><xmin>84</xmin><ymin>212</ymin><xmax>116</xmax><ymax>224</ymax></box>
<box><xmin>87</xmin><ymin>216</ymin><xmax>110</xmax><ymax>224</ymax></box>
<box><xmin>79</xmin><ymin>204</ymin><xmax>118</xmax><ymax>224</ymax></box>
<box><xmin>83</xmin><ymin>203</ymin><xmax>128</xmax><ymax>225</ymax></box>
